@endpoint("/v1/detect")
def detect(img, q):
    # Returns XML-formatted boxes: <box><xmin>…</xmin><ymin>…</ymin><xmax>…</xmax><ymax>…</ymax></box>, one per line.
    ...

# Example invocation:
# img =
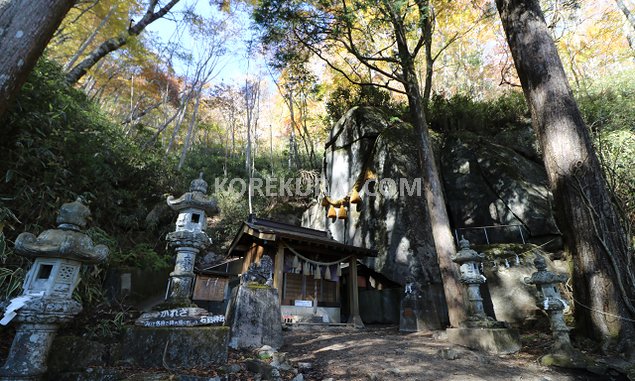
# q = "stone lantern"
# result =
<box><xmin>0</xmin><ymin>199</ymin><xmax>108</xmax><ymax>381</ymax></box>
<box><xmin>164</xmin><ymin>173</ymin><xmax>218</xmax><ymax>305</ymax></box>
<box><xmin>446</xmin><ymin>238</ymin><xmax>520</xmax><ymax>354</ymax></box>
<box><xmin>452</xmin><ymin>237</ymin><xmax>487</xmax><ymax>319</ymax></box>
<box><xmin>525</xmin><ymin>252</ymin><xmax>573</xmax><ymax>354</ymax></box>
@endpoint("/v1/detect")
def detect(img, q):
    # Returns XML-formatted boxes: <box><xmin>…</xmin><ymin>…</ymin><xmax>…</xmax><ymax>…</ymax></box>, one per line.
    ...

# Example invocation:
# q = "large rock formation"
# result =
<box><xmin>441</xmin><ymin>126</ymin><xmax>561</xmax><ymax>248</ymax></box>
<box><xmin>303</xmin><ymin>107</ymin><xmax>450</xmax><ymax>329</ymax></box>
<box><xmin>303</xmin><ymin>106</ymin><xmax>564</xmax><ymax>329</ymax></box>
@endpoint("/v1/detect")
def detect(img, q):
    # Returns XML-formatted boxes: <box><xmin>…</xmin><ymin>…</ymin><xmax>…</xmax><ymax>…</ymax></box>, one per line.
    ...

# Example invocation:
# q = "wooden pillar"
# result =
<box><xmin>241</xmin><ymin>243</ymin><xmax>258</xmax><ymax>273</ymax></box>
<box><xmin>348</xmin><ymin>256</ymin><xmax>364</xmax><ymax>328</ymax></box>
<box><xmin>273</xmin><ymin>245</ymin><xmax>284</xmax><ymax>304</ymax></box>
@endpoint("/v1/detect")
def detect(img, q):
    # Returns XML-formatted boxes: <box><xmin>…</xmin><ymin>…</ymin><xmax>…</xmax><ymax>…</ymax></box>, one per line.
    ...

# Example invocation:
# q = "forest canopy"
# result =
<box><xmin>0</xmin><ymin>0</ymin><xmax>634</xmax><ymax>353</ymax></box>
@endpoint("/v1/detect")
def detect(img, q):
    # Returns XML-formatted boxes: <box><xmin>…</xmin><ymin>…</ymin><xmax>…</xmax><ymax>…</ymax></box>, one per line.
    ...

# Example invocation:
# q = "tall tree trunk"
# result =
<box><xmin>177</xmin><ymin>85</ymin><xmax>202</xmax><ymax>170</ymax></box>
<box><xmin>287</xmin><ymin>90</ymin><xmax>301</xmax><ymax>169</ymax></box>
<box><xmin>422</xmin><ymin>5</ymin><xmax>434</xmax><ymax>108</ymax></box>
<box><xmin>0</xmin><ymin>0</ymin><xmax>74</xmax><ymax>119</ymax></box>
<box><xmin>231</xmin><ymin>109</ymin><xmax>236</xmax><ymax>158</ymax></box>
<box><xmin>65</xmin><ymin>0</ymin><xmax>181</xmax><ymax>85</ymax></box>
<box><xmin>245</xmin><ymin>80</ymin><xmax>253</xmax><ymax>214</ymax></box>
<box><xmin>496</xmin><ymin>0</ymin><xmax>635</xmax><ymax>350</ymax></box>
<box><xmin>300</xmin><ymin>94</ymin><xmax>317</xmax><ymax>168</ymax></box>
<box><xmin>166</xmin><ymin>98</ymin><xmax>189</xmax><ymax>156</ymax></box>
<box><xmin>390</xmin><ymin>6</ymin><xmax>467</xmax><ymax>327</ymax></box>
<box><xmin>403</xmin><ymin>61</ymin><xmax>467</xmax><ymax>328</ymax></box>
<box><xmin>270</xmin><ymin>123</ymin><xmax>274</xmax><ymax>176</ymax></box>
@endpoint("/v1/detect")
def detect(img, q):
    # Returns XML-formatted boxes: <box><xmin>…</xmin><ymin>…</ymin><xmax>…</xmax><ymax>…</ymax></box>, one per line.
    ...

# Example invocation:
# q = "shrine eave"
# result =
<box><xmin>227</xmin><ymin>216</ymin><xmax>377</xmax><ymax>259</ymax></box>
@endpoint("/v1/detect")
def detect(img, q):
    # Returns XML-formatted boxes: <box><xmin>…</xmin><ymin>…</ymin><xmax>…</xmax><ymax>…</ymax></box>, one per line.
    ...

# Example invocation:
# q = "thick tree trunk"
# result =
<box><xmin>65</xmin><ymin>0</ymin><xmax>181</xmax><ymax>85</ymax></box>
<box><xmin>404</xmin><ymin>62</ymin><xmax>468</xmax><ymax>328</ymax></box>
<box><xmin>391</xmin><ymin>13</ymin><xmax>467</xmax><ymax>326</ymax></box>
<box><xmin>496</xmin><ymin>0</ymin><xmax>635</xmax><ymax>349</ymax></box>
<box><xmin>0</xmin><ymin>0</ymin><xmax>74</xmax><ymax>119</ymax></box>
<box><xmin>616</xmin><ymin>0</ymin><xmax>635</xmax><ymax>32</ymax></box>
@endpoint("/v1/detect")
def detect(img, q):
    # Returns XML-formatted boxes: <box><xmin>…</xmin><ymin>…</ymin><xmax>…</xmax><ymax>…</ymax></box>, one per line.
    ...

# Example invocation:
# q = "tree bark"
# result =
<box><xmin>615</xmin><ymin>0</ymin><xmax>635</xmax><ymax>50</ymax></box>
<box><xmin>0</xmin><ymin>0</ymin><xmax>74</xmax><ymax>119</ymax></box>
<box><xmin>389</xmin><ymin>1</ymin><xmax>468</xmax><ymax>328</ymax></box>
<box><xmin>422</xmin><ymin>5</ymin><xmax>434</xmax><ymax>107</ymax></box>
<box><xmin>616</xmin><ymin>0</ymin><xmax>635</xmax><ymax>32</ymax></box>
<box><xmin>65</xmin><ymin>0</ymin><xmax>181</xmax><ymax>85</ymax></box>
<box><xmin>496</xmin><ymin>0</ymin><xmax>635</xmax><ymax>349</ymax></box>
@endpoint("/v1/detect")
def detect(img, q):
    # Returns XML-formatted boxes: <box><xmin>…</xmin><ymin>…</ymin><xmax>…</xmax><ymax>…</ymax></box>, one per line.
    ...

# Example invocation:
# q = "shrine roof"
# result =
<box><xmin>227</xmin><ymin>215</ymin><xmax>377</xmax><ymax>258</ymax></box>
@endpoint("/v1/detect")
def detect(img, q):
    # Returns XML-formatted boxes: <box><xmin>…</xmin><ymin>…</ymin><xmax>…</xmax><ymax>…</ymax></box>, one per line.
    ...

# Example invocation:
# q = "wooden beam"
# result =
<box><xmin>241</xmin><ymin>243</ymin><xmax>256</xmax><ymax>273</ymax></box>
<box><xmin>273</xmin><ymin>245</ymin><xmax>284</xmax><ymax>304</ymax></box>
<box><xmin>348</xmin><ymin>256</ymin><xmax>364</xmax><ymax>328</ymax></box>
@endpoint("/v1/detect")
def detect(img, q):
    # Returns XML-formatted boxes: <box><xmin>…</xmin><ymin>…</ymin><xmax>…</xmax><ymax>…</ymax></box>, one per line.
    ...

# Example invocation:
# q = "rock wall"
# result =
<box><xmin>441</xmin><ymin>127</ymin><xmax>561</xmax><ymax>248</ymax></box>
<box><xmin>302</xmin><ymin>106</ymin><xmax>565</xmax><ymax>327</ymax></box>
<box><xmin>302</xmin><ymin>107</ymin><xmax>449</xmax><ymax>329</ymax></box>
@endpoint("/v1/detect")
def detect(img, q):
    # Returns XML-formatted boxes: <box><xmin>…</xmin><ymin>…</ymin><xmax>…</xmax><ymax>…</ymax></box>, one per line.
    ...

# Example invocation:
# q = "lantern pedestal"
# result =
<box><xmin>446</xmin><ymin>327</ymin><xmax>521</xmax><ymax>355</ymax></box>
<box><xmin>121</xmin><ymin>326</ymin><xmax>229</xmax><ymax>368</ymax></box>
<box><xmin>0</xmin><ymin>299</ymin><xmax>81</xmax><ymax>380</ymax></box>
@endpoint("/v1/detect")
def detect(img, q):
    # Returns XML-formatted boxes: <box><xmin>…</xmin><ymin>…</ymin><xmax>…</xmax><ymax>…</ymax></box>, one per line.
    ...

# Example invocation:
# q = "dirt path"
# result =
<box><xmin>280</xmin><ymin>325</ymin><xmax>609</xmax><ymax>381</ymax></box>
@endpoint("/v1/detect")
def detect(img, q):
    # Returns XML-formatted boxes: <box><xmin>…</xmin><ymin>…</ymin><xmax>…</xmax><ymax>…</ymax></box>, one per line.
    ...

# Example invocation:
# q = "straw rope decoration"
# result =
<box><xmin>321</xmin><ymin>126</ymin><xmax>392</xmax><ymax>221</ymax></box>
<box><xmin>282</xmin><ymin>242</ymin><xmax>349</xmax><ymax>278</ymax></box>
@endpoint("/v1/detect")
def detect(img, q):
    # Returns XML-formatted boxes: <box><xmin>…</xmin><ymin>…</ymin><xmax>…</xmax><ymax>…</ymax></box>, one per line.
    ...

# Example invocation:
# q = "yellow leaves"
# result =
<box><xmin>550</xmin><ymin>0</ymin><xmax>635</xmax><ymax>85</ymax></box>
<box><xmin>49</xmin><ymin>0</ymin><xmax>144</xmax><ymax>66</ymax></box>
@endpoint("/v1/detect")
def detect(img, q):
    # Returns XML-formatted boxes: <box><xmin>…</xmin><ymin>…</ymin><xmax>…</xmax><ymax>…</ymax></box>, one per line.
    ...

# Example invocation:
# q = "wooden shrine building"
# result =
<box><xmin>227</xmin><ymin>215</ymin><xmax>377</xmax><ymax>326</ymax></box>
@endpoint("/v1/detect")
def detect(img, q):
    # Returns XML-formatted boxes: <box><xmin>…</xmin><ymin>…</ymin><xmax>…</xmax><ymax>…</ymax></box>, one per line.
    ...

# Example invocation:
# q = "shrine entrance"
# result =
<box><xmin>227</xmin><ymin>215</ymin><xmax>376</xmax><ymax>327</ymax></box>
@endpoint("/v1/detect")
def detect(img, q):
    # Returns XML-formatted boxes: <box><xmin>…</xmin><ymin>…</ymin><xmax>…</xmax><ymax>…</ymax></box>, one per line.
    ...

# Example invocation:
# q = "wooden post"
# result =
<box><xmin>273</xmin><ymin>245</ymin><xmax>284</xmax><ymax>304</ymax></box>
<box><xmin>348</xmin><ymin>256</ymin><xmax>364</xmax><ymax>328</ymax></box>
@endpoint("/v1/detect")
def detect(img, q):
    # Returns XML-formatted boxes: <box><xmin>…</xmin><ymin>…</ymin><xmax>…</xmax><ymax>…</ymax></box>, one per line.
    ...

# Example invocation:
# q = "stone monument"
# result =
<box><xmin>126</xmin><ymin>175</ymin><xmax>228</xmax><ymax>368</ymax></box>
<box><xmin>446</xmin><ymin>238</ymin><xmax>521</xmax><ymax>354</ymax></box>
<box><xmin>399</xmin><ymin>276</ymin><xmax>426</xmax><ymax>332</ymax></box>
<box><xmin>525</xmin><ymin>252</ymin><xmax>584</xmax><ymax>366</ymax></box>
<box><xmin>225</xmin><ymin>255</ymin><xmax>283</xmax><ymax>350</ymax></box>
<box><xmin>0</xmin><ymin>199</ymin><xmax>109</xmax><ymax>381</ymax></box>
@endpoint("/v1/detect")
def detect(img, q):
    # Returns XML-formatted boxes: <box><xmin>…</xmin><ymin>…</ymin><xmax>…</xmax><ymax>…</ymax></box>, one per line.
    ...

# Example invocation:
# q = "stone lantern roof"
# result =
<box><xmin>14</xmin><ymin>199</ymin><xmax>109</xmax><ymax>264</ymax></box>
<box><xmin>525</xmin><ymin>252</ymin><xmax>568</xmax><ymax>285</ymax></box>
<box><xmin>166</xmin><ymin>173</ymin><xmax>219</xmax><ymax>214</ymax></box>
<box><xmin>451</xmin><ymin>237</ymin><xmax>484</xmax><ymax>264</ymax></box>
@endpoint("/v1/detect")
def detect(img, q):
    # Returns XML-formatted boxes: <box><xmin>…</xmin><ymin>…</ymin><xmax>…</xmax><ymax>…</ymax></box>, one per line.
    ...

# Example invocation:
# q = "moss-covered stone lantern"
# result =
<box><xmin>525</xmin><ymin>252</ymin><xmax>573</xmax><ymax>354</ymax></box>
<box><xmin>164</xmin><ymin>173</ymin><xmax>219</xmax><ymax>305</ymax></box>
<box><xmin>452</xmin><ymin>237</ymin><xmax>487</xmax><ymax>319</ymax></box>
<box><xmin>446</xmin><ymin>237</ymin><xmax>520</xmax><ymax>354</ymax></box>
<box><xmin>0</xmin><ymin>199</ymin><xmax>108</xmax><ymax>381</ymax></box>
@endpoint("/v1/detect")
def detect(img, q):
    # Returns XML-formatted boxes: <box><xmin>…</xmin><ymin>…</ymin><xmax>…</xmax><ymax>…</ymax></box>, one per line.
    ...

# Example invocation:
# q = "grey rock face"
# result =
<box><xmin>121</xmin><ymin>326</ymin><xmax>229</xmax><ymax>368</ymax></box>
<box><xmin>225</xmin><ymin>285</ymin><xmax>283</xmax><ymax>350</ymax></box>
<box><xmin>303</xmin><ymin>107</ymin><xmax>563</xmax><ymax>330</ymax></box>
<box><xmin>47</xmin><ymin>336</ymin><xmax>107</xmax><ymax>374</ymax></box>
<box><xmin>302</xmin><ymin>106</ymin><xmax>449</xmax><ymax>329</ymax></box>
<box><xmin>441</xmin><ymin>130</ymin><xmax>560</xmax><ymax>245</ymax></box>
